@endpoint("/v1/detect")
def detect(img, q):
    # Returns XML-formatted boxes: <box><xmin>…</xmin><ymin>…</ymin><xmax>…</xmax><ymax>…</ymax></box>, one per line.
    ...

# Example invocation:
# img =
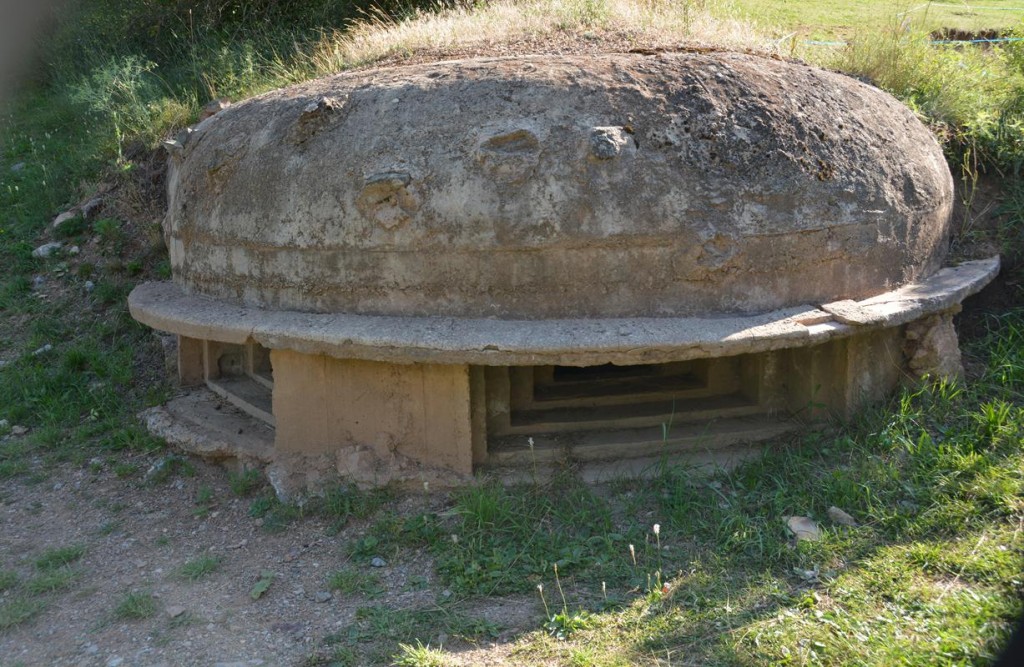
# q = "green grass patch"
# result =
<box><xmin>0</xmin><ymin>570</ymin><xmax>19</xmax><ymax>592</ymax></box>
<box><xmin>327</xmin><ymin>603</ymin><xmax>499</xmax><ymax>665</ymax></box>
<box><xmin>392</xmin><ymin>640</ymin><xmax>451</xmax><ymax>667</ymax></box>
<box><xmin>228</xmin><ymin>468</ymin><xmax>263</xmax><ymax>497</ymax></box>
<box><xmin>326</xmin><ymin>568</ymin><xmax>384</xmax><ymax>598</ymax></box>
<box><xmin>177</xmin><ymin>555</ymin><xmax>221</xmax><ymax>582</ymax></box>
<box><xmin>24</xmin><ymin>569</ymin><xmax>78</xmax><ymax>595</ymax></box>
<box><xmin>0</xmin><ymin>596</ymin><xmax>47</xmax><ymax>631</ymax></box>
<box><xmin>34</xmin><ymin>545</ymin><xmax>85</xmax><ymax>571</ymax></box>
<box><xmin>113</xmin><ymin>591</ymin><xmax>157</xmax><ymax>620</ymax></box>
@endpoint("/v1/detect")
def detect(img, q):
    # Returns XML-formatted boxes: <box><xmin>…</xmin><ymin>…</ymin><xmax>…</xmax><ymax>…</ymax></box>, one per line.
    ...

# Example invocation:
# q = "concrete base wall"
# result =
<box><xmin>778</xmin><ymin>328</ymin><xmax>906</xmax><ymax>420</ymax></box>
<box><xmin>270</xmin><ymin>350</ymin><xmax>475</xmax><ymax>476</ymax></box>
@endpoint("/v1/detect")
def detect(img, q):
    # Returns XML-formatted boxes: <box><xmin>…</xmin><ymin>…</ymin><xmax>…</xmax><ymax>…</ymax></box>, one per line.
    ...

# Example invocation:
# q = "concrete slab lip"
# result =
<box><xmin>129</xmin><ymin>256</ymin><xmax>999</xmax><ymax>367</ymax></box>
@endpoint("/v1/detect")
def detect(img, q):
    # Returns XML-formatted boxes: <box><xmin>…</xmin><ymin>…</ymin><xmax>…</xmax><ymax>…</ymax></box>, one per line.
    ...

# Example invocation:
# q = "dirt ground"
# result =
<box><xmin>0</xmin><ymin>451</ymin><xmax>538</xmax><ymax>667</ymax></box>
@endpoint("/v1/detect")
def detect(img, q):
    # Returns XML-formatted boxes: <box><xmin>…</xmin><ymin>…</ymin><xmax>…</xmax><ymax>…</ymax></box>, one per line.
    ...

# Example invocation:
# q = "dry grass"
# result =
<box><xmin>305</xmin><ymin>0</ymin><xmax>773</xmax><ymax>74</ymax></box>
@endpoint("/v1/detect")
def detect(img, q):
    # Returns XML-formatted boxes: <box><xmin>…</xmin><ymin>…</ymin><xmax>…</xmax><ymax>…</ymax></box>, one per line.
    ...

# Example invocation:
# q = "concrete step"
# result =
<box><xmin>489</xmin><ymin>414</ymin><xmax>799</xmax><ymax>464</ymax></box>
<box><xmin>505</xmin><ymin>393</ymin><xmax>762</xmax><ymax>435</ymax></box>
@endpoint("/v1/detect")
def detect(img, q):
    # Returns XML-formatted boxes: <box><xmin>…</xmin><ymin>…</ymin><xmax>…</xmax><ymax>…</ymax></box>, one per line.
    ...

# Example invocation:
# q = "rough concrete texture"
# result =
<box><xmin>270</xmin><ymin>350</ymin><xmax>475</xmax><ymax>493</ymax></box>
<box><xmin>904</xmin><ymin>312</ymin><xmax>964</xmax><ymax>379</ymax></box>
<box><xmin>165</xmin><ymin>51</ymin><xmax>953</xmax><ymax>319</ymax></box>
<box><xmin>129</xmin><ymin>257</ymin><xmax>998</xmax><ymax>368</ymax></box>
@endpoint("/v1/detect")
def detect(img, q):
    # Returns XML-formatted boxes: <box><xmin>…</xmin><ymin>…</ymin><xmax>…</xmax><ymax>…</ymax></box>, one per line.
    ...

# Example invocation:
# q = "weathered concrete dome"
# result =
<box><xmin>167</xmin><ymin>51</ymin><xmax>953</xmax><ymax>319</ymax></box>
<box><xmin>133</xmin><ymin>50</ymin><xmax>1000</xmax><ymax>498</ymax></box>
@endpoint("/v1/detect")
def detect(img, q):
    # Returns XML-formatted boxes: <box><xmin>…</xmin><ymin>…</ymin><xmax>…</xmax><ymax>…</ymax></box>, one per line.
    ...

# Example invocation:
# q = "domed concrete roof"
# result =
<box><xmin>166</xmin><ymin>51</ymin><xmax>952</xmax><ymax>319</ymax></box>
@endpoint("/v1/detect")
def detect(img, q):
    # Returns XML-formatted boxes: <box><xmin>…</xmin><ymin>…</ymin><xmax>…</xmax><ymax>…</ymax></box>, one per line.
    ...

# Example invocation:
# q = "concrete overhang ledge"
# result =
<box><xmin>129</xmin><ymin>256</ymin><xmax>999</xmax><ymax>367</ymax></box>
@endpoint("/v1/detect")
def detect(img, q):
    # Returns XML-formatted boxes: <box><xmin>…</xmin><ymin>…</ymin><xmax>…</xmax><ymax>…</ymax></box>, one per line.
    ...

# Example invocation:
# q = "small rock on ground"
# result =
<box><xmin>370</xmin><ymin>556</ymin><xmax>386</xmax><ymax>568</ymax></box>
<box><xmin>786</xmin><ymin>516</ymin><xmax>821</xmax><ymax>542</ymax></box>
<box><xmin>827</xmin><ymin>506</ymin><xmax>858</xmax><ymax>527</ymax></box>
<box><xmin>32</xmin><ymin>242</ymin><xmax>63</xmax><ymax>258</ymax></box>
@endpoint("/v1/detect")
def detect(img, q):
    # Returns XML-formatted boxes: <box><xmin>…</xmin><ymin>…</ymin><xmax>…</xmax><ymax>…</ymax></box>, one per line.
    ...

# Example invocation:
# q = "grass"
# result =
<box><xmin>113</xmin><ymin>591</ymin><xmax>157</xmax><ymax>620</ymax></box>
<box><xmin>177</xmin><ymin>555</ymin><xmax>221</xmax><ymax>582</ymax></box>
<box><xmin>327</xmin><ymin>568</ymin><xmax>384</xmax><ymax>598</ymax></box>
<box><xmin>732</xmin><ymin>0</ymin><xmax>1024</xmax><ymax>39</ymax></box>
<box><xmin>1</xmin><ymin>0</ymin><xmax>1023</xmax><ymax>663</ymax></box>
<box><xmin>0</xmin><ymin>570</ymin><xmax>19</xmax><ymax>592</ymax></box>
<box><xmin>326</xmin><ymin>603</ymin><xmax>500</xmax><ymax>664</ymax></box>
<box><xmin>34</xmin><ymin>545</ymin><xmax>85</xmax><ymax>571</ymax></box>
<box><xmin>392</xmin><ymin>640</ymin><xmax>450</xmax><ymax>667</ymax></box>
<box><xmin>0</xmin><ymin>597</ymin><xmax>47</xmax><ymax>631</ymax></box>
<box><xmin>0</xmin><ymin>545</ymin><xmax>87</xmax><ymax>630</ymax></box>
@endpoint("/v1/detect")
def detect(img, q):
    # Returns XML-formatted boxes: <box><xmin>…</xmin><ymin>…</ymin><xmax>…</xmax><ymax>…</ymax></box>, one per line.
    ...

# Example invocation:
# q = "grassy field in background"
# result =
<box><xmin>732</xmin><ymin>0</ymin><xmax>1024</xmax><ymax>38</ymax></box>
<box><xmin>1</xmin><ymin>1</ymin><xmax>1023</xmax><ymax>665</ymax></box>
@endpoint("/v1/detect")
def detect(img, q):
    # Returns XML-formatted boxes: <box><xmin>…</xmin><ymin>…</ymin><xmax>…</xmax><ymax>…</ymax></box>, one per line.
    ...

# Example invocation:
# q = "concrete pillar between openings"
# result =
<box><xmin>270</xmin><ymin>350</ymin><xmax>474</xmax><ymax>475</ymax></box>
<box><xmin>783</xmin><ymin>329</ymin><xmax>906</xmax><ymax>420</ymax></box>
<box><xmin>177</xmin><ymin>335</ymin><xmax>205</xmax><ymax>387</ymax></box>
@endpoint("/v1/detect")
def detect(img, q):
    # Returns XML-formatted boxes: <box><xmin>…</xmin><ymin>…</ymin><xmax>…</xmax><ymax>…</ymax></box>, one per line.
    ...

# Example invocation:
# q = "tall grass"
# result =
<box><xmin>306</xmin><ymin>0</ymin><xmax>766</xmax><ymax>74</ymax></box>
<box><xmin>818</xmin><ymin>22</ymin><xmax>1024</xmax><ymax>176</ymax></box>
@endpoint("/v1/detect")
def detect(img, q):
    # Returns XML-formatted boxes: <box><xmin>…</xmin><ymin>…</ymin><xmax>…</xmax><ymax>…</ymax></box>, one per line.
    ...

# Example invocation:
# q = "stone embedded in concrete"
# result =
<box><xmin>165</xmin><ymin>51</ymin><xmax>953</xmax><ymax>319</ymax></box>
<box><xmin>904</xmin><ymin>312</ymin><xmax>964</xmax><ymax>380</ymax></box>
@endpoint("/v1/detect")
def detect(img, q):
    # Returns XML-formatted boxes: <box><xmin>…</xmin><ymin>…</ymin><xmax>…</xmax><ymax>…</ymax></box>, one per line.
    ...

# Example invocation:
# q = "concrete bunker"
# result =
<box><xmin>130</xmin><ymin>51</ymin><xmax>999</xmax><ymax>496</ymax></box>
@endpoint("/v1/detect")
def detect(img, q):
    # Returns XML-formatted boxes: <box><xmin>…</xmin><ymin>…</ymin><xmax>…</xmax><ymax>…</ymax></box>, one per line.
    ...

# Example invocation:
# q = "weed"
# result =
<box><xmin>113</xmin><ymin>591</ymin><xmax>157</xmax><ymax>620</ymax></box>
<box><xmin>145</xmin><ymin>455</ymin><xmax>194</xmax><ymax>484</ymax></box>
<box><xmin>112</xmin><ymin>463</ymin><xmax>137</xmax><ymax>478</ymax></box>
<box><xmin>92</xmin><ymin>218</ymin><xmax>124</xmax><ymax>247</ymax></box>
<box><xmin>0</xmin><ymin>570</ymin><xmax>19</xmax><ymax>592</ymax></box>
<box><xmin>538</xmin><ymin>564</ymin><xmax>592</xmax><ymax>640</ymax></box>
<box><xmin>250</xmin><ymin>570</ymin><xmax>274</xmax><ymax>600</ymax></box>
<box><xmin>192</xmin><ymin>485</ymin><xmax>215</xmax><ymax>522</ymax></box>
<box><xmin>178</xmin><ymin>555</ymin><xmax>221</xmax><ymax>581</ymax></box>
<box><xmin>24</xmin><ymin>569</ymin><xmax>78</xmax><ymax>594</ymax></box>
<box><xmin>0</xmin><ymin>597</ymin><xmax>47</xmax><ymax>630</ymax></box>
<box><xmin>228</xmin><ymin>468</ymin><xmax>263</xmax><ymax>496</ymax></box>
<box><xmin>34</xmin><ymin>545</ymin><xmax>85</xmax><ymax>571</ymax></box>
<box><xmin>248</xmin><ymin>493</ymin><xmax>302</xmax><ymax>532</ymax></box>
<box><xmin>326</xmin><ymin>568</ymin><xmax>383</xmax><ymax>598</ymax></box>
<box><xmin>392</xmin><ymin>640</ymin><xmax>449</xmax><ymax>667</ymax></box>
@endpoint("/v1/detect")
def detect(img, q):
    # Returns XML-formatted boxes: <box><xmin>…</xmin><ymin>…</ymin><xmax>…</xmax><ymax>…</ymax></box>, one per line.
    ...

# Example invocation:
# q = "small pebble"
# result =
<box><xmin>10</xmin><ymin>162</ymin><xmax>25</xmax><ymax>172</ymax></box>
<box><xmin>11</xmin><ymin>425</ymin><xmax>28</xmax><ymax>436</ymax></box>
<box><xmin>314</xmin><ymin>591</ymin><xmax>332</xmax><ymax>603</ymax></box>
<box><xmin>32</xmin><ymin>275</ymin><xmax>45</xmax><ymax>289</ymax></box>
<box><xmin>85</xmin><ymin>280</ymin><xmax>95</xmax><ymax>293</ymax></box>
<box><xmin>32</xmin><ymin>344</ymin><xmax>53</xmax><ymax>356</ymax></box>
<box><xmin>370</xmin><ymin>557</ymin><xmax>386</xmax><ymax>568</ymax></box>
<box><xmin>166</xmin><ymin>605</ymin><xmax>186</xmax><ymax>618</ymax></box>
